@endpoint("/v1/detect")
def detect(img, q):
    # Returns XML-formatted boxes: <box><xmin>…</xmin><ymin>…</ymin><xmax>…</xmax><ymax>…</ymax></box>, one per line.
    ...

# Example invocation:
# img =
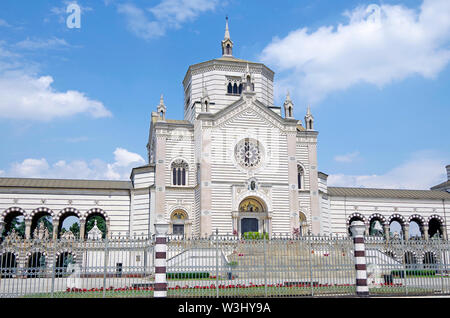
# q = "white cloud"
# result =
<box><xmin>5</xmin><ymin>148</ymin><xmax>145</xmax><ymax>180</ymax></box>
<box><xmin>117</xmin><ymin>0</ymin><xmax>219</xmax><ymax>40</ymax></box>
<box><xmin>334</xmin><ymin>151</ymin><xmax>360</xmax><ymax>163</ymax></box>
<box><xmin>15</xmin><ymin>37</ymin><xmax>71</xmax><ymax>50</ymax></box>
<box><xmin>0</xmin><ymin>41</ymin><xmax>111</xmax><ymax>121</ymax></box>
<box><xmin>0</xmin><ymin>71</ymin><xmax>112</xmax><ymax>120</ymax></box>
<box><xmin>0</xmin><ymin>19</ymin><xmax>11</xmax><ymax>28</ymax></box>
<box><xmin>261</xmin><ymin>0</ymin><xmax>450</xmax><ymax>104</ymax></box>
<box><xmin>328</xmin><ymin>151</ymin><xmax>447</xmax><ymax>189</ymax></box>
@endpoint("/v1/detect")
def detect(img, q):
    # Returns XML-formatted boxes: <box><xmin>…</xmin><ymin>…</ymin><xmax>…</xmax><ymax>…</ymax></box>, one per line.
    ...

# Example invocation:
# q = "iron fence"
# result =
<box><xmin>165</xmin><ymin>232</ymin><xmax>356</xmax><ymax>297</ymax></box>
<box><xmin>1</xmin><ymin>233</ymin><xmax>449</xmax><ymax>298</ymax></box>
<box><xmin>0</xmin><ymin>235</ymin><xmax>155</xmax><ymax>298</ymax></box>
<box><xmin>365</xmin><ymin>236</ymin><xmax>450</xmax><ymax>296</ymax></box>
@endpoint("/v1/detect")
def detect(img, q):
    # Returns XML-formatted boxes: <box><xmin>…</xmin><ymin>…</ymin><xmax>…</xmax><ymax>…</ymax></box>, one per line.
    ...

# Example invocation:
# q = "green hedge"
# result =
<box><xmin>167</xmin><ymin>272</ymin><xmax>210</xmax><ymax>279</ymax></box>
<box><xmin>391</xmin><ymin>270</ymin><xmax>436</xmax><ymax>277</ymax></box>
<box><xmin>242</xmin><ymin>232</ymin><xmax>269</xmax><ymax>240</ymax></box>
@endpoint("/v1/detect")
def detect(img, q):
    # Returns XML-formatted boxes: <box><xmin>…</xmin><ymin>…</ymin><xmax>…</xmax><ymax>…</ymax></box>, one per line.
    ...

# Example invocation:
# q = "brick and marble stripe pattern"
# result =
<box><xmin>353</xmin><ymin>235</ymin><xmax>369</xmax><ymax>296</ymax></box>
<box><xmin>154</xmin><ymin>236</ymin><xmax>167</xmax><ymax>298</ymax></box>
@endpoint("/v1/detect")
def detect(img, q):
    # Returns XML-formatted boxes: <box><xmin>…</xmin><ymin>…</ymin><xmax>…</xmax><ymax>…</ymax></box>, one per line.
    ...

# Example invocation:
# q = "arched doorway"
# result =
<box><xmin>0</xmin><ymin>252</ymin><xmax>17</xmax><ymax>278</ymax></box>
<box><xmin>55</xmin><ymin>252</ymin><xmax>75</xmax><ymax>277</ymax></box>
<box><xmin>57</xmin><ymin>208</ymin><xmax>81</xmax><ymax>239</ymax></box>
<box><xmin>30</xmin><ymin>208</ymin><xmax>53</xmax><ymax>239</ymax></box>
<box><xmin>403</xmin><ymin>251</ymin><xmax>417</xmax><ymax>269</ymax></box>
<box><xmin>429</xmin><ymin>218</ymin><xmax>443</xmax><ymax>238</ymax></box>
<box><xmin>238</xmin><ymin>197</ymin><xmax>267</xmax><ymax>235</ymax></box>
<box><xmin>408</xmin><ymin>215</ymin><xmax>425</xmax><ymax>239</ymax></box>
<box><xmin>423</xmin><ymin>252</ymin><xmax>438</xmax><ymax>270</ymax></box>
<box><xmin>347</xmin><ymin>214</ymin><xmax>365</xmax><ymax>237</ymax></box>
<box><xmin>388</xmin><ymin>214</ymin><xmax>406</xmax><ymax>239</ymax></box>
<box><xmin>170</xmin><ymin>210</ymin><xmax>189</xmax><ymax>236</ymax></box>
<box><xmin>27</xmin><ymin>252</ymin><xmax>46</xmax><ymax>278</ymax></box>
<box><xmin>368</xmin><ymin>214</ymin><xmax>386</xmax><ymax>237</ymax></box>
<box><xmin>85</xmin><ymin>213</ymin><xmax>107</xmax><ymax>239</ymax></box>
<box><xmin>1</xmin><ymin>208</ymin><xmax>26</xmax><ymax>239</ymax></box>
<box><xmin>299</xmin><ymin>212</ymin><xmax>308</xmax><ymax>236</ymax></box>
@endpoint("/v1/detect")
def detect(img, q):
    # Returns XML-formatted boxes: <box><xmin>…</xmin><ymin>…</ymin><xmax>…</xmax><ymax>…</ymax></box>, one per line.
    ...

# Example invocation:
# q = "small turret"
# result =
<box><xmin>201</xmin><ymin>75</ymin><xmax>210</xmax><ymax>113</ymax></box>
<box><xmin>221</xmin><ymin>17</ymin><xmax>233</xmax><ymax>56</ymax></box>
<box><xmin>283</xmin><ymin>91</ymin><xmax>294</xmax><ymax>119</ymax></box>
<box><xmin>157</xmin><ymin>94</ymin><xmax>166</xmax><ymax>120</ymax></box>
<box><xmin>305</xmin><ymin>106</ymin><xmax>314</xmax><ymax>130</ymax></box>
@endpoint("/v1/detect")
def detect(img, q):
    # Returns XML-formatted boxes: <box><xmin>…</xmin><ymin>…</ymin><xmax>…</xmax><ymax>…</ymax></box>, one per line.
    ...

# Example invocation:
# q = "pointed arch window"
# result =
<box><xmin>227</xmin><ymin>82</ymin><xmax>232</xmax><ymax>94</ymax></box>
<box><xmin>233</xmin><ymin>83</ymin><xmax>238</xmax><ymax>94</ymax></box>
<box><xmin>171</xmin><ymin>159</ymin><xmax>189</xmax><ymax>186</ymax></box>
<box><xmin>297</xmin><ymin>165</ymin><xmax>304</xmax><ymax>190</ymax></box>
<box><xmin>238</xmin><ymin>83</ymin><xmax>243</xmax><ymax>94</ymax></box>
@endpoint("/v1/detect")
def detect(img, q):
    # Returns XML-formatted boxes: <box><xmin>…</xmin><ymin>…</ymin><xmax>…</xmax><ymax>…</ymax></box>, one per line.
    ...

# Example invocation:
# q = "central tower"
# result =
<box><xmin>182</xmin><ymin>18</ymin><xmax>276</xmax><ymax>123</ymax></box>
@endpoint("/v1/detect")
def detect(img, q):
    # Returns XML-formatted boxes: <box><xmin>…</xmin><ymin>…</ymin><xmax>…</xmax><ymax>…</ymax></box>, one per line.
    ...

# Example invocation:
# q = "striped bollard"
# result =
<box><xmin>154</xmin><ymin>223</ymin><xmax>169</xmax><ymax>298</ymax></box>
<box><xmin>350</xmin><ymin>220</ymin><xmax>369</xmax><ymax>297</ymax></box>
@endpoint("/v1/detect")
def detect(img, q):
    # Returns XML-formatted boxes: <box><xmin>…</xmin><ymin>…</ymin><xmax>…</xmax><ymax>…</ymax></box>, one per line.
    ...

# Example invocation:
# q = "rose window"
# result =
<box><xmin>235</xmin><ymin>138</ymin><xmax>262</xmax><ymax>169</ymax></box>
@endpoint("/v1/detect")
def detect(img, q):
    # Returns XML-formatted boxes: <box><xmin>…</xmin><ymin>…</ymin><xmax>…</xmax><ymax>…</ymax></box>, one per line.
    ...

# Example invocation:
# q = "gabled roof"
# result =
<box><xmin>430</xmin><ymin>180</ymin><xmax>450</xmax><ymax>191</ymax></box>
<box><xmin>328</xmin><ymin>186</ymin><xmax>450</xmax><ymax>200</ymax></box>
<box><xmin>197</xmin><ymin>93</ymin><xmax>299</xmax><ymax>130</ymax></box>
<box><xmin>0</xmin><ymin>177</ymin><xmax>132</xmax><ymax>190</ymax></box>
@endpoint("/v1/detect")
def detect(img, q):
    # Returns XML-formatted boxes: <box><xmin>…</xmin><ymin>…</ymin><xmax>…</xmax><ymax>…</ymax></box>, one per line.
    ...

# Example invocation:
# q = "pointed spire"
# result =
<box><xmin>157</xmin><ymin>93</ymin><xmax>166</xmax><ymax>120</ymax></box>
<box><xmin>286</xmin><ymin>90</ymin><xmax>292</xmax><ymax>101</ymax></box>
<box><xmin>224</xmin><ymin>16</ymin><xmax>230</xmax><ymax>40</ymax></box>
<box><xmin>305</xmin><ymin>105</ymin><xmax>314</xmax><ymax>130</ymax></box>
<box><xmin>284</xmin><ymin>90</ymin><xmax>294</xmax><ymax>118</ymax></box>
<box><xmin>221</xmin><ymin>16</ymin><xmax>233</xmax><ymax>56</ymax></box>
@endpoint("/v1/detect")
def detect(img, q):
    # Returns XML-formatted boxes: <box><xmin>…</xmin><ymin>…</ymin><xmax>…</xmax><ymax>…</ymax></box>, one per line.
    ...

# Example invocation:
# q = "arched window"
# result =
<box><xmin>171</xmin><ymin>159</ymin><xmax>189</xmax><ymax>186</ymax></box>
<box><xmin>227</xmin><ymin>82</ymin><xmax>232</xmax><ymax>94</ymax></box>
<box><xmin>238</xmin><ymin>83</ymin><xmax>243</xmax><ymax>94</ymax></box>
<box><xmin>299</xmin><ymin>212</ymin><xmax>308</xmax><ymax>236</ymax></box>
<box><xmin>171</xmin><ymin>210</ymin><xmax>188</xmax><ymax>236</ymax></box>
<box><xmin>233</xmin><ymin>83</ymin><xmax>238</xmax><ymax>94</ymax></box>
<box><xmin>297</xmin><ymin>165</ymin><xmax>304</xmax><ymax>189</ymax></box>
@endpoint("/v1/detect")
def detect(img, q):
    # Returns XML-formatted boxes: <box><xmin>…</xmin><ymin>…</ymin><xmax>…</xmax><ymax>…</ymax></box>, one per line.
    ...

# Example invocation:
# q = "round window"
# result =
<box><xmin>235</xmin><ymin>138</ymin><xmax>263</xmax><ymax>169</ymax></box>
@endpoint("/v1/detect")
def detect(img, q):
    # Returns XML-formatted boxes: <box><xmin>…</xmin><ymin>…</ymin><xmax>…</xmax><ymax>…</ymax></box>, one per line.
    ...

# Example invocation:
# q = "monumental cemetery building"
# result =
<box><xmin>1</xmin><ymin>21</ymin><xmax>449</xmax><ymax>241</ymax></box>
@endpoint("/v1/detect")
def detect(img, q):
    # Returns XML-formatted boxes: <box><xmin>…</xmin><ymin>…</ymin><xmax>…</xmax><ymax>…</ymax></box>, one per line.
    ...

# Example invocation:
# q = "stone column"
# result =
<box><xmin>287</xmin><ymin>131</ymin><xmax>300</xmax><ymax>233</ymax></box>
<box><xmin>350</xmin><ymin>220</ymin><xmax>369</xmax><ymax>297</ymax></box>
<box><xmin>232</xmin><ymin>212</ymin><xmax>238</xmax><ymax>236</ymax></box>
<box><xmin>154</xmin><ymin>223</ymin><xmax>169</xmax><ymax>298</ymax></box>
<box><xmin>185</xmin><ymin>221</ymin><xmax>192</xmax><ymax>239</ymax></box>
<box><xmin>442</xmin><ymin>225</ymin><xmax>447</xmax><ymax>240</ymax></box>
<box><xmin>52</xmin><ymin>219</ymin><xmax>59</xmax><ymax>240</ymax></box>
<box><xmin>199</xmin><ymin>122</ymin><xmax>212</xmax><ymax>236</ymax></box>
<box><xmin>404</xmin><ymin>224</ymin><xmax>409</xmax><ymax>241</ymax></box>
<box><xmin>79</xmin><ymin>219</ymin><xmax>86</xmax><ymax>240</ymax></box>
<box><xmin>423</xmin><ymin>225</ymin><xmax>429</xmax><ymax>241</ymax></box>
<box><xmin>25</xmin><ymin>219</ymin><xmax>32</xmax><ymax>239</ymax></box>
<box><xmin>384</xmin><ymin>224</ymin><xmax>390</xmax><ymax>242</ymax></box>
<box><xmin>307</xmin><ymin>138</ymin><xmax>321</xmax><ymax>235</ymax></box>
<box><xmin>155</xmin><ymin>132</ymin><xmax>167</xmax><ymax>233</ymax></box>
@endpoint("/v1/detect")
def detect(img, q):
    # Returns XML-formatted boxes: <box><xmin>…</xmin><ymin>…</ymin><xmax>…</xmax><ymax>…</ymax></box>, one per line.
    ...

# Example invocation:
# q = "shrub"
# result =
<box><xmin>391</xmin><ymin>269</ymin><xmax>436</xmax><ymax>277</ymax></box>
<box><xmin>242</xmin><ymin>232</ymin><xmax>269</xmax><ymax>240</ymax></box>
<box><xmin>167</xmin><ymin>272</ymin><xmax>210</xmax><ymax>279</ymax></box>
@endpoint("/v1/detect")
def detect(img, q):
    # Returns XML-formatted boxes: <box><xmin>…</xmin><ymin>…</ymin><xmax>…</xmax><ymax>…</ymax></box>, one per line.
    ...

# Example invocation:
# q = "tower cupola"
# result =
<box><xmin>221</xmin><ymin>17</ymin><xmax>233</xmax><ymax>56</ymax></box>
<box><xmin>283</xmin><ymin>91</ymin><xmax>294</xmax><ymax>118</ymax></box>
<box><xmin>305</xmin><ymin>106</ymin><xmax>314</xmax><ymax>130</ymax></box>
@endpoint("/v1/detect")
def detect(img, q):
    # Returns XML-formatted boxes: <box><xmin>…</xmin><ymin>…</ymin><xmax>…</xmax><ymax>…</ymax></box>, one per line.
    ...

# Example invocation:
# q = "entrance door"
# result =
<box><xmin>241</xmin><ymin>218</ymin><xmax>258</xmax><ymax>234</ymax></box>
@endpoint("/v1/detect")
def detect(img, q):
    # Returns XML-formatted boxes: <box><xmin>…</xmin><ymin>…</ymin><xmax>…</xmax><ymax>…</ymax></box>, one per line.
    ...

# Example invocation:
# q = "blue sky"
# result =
<box><xmin>0</xmin><ymin>0</ymin><xmax>449</xmax><ymax>189</ymax></box>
